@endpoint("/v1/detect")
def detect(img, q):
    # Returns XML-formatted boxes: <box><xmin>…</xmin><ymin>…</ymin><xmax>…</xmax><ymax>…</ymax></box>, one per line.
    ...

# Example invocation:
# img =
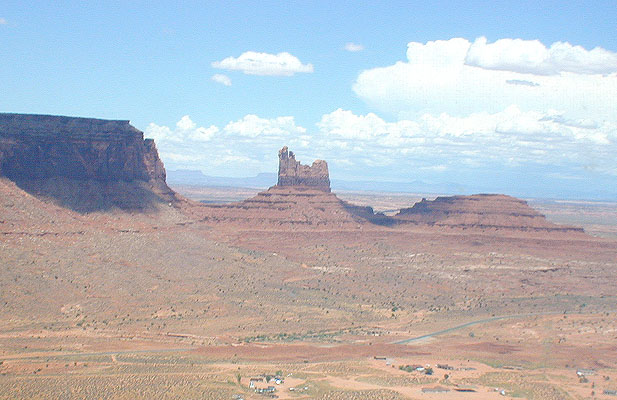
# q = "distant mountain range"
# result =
<box><xmin>168</xmin><ymin>169</ymin><xmax>478</xmax><ymax>196</ymax></box>
<box><xmin>167</xmin><ymin>169</ymin><xmax>617</xmax><ymax>201</ymax></box>
<box><xmin>167</xmin><ymin>170</ymin><xmax>278</xmax><ymax>188</ymax></box>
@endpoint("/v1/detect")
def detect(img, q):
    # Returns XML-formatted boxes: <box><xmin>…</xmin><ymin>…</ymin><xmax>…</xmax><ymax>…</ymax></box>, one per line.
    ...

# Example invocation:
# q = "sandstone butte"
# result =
<box><xmin>0</xmin><ymin>113</ymin><xmax>584</xmax><ymax>235</ymax></box>
<box><xmin>394</xmin><ymin>194</ymin><xmax>585</xmax><ymax>233</ymax></box>
<box><xmin>189</xmin><ymin>146</ymin><xmax>387</xmax><ymax>228</ymax></box>
<box><xmin>190</xmin><ymin>144</ymin><xmax>584</xmax><ymax>235</ymax></box>
<box><xmin>277</xmin><ymin>146</ymin><xmax>331</xmax><ymax>192</ymax></box>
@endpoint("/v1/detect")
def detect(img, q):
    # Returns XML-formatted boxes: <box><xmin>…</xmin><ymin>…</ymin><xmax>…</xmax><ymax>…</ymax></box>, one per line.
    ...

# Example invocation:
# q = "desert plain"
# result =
<box><xmin>0</xmin><ymin>115</ymin><xmax>616</xmax><ymax>399</ymax></box>
<box><xmin>1</xmin><ymin>176</ymin><xmax>617</xmax><ymax>399</ymax></box>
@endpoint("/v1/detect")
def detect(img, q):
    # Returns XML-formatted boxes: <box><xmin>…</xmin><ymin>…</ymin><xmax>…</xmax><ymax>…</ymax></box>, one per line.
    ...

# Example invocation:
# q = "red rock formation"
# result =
<box><xmin>277</xmin><ymin>146</ymin><xmax>330</xmax><ymax>192</ymax></box>
<box><xmin>0</xmin><ymin>113</ymin><xmax>176</xmax><ymax>211</ymax></box>
<box><xmin>395</xmin><ymin>194</ymin><xmax>584</xmax><ymax>233</ymax></box>
<box><xmin>0</xmin><ymin>113</ymin><xmax>165</xmax><ymax>182</ymax></box>
<box><xmin>188</xmin><ymin>147</ymin><xmax>390</xmax><ymax>228</ymax></box>
<box><xmin>188</xmin><ymin>149</ymin><xmax>585</xmax><ymax>234</ymax></box>
<box><xmin>191</xmin><ymin>185</ymin><xmax>389</xmax><ymax>228</ymax></box>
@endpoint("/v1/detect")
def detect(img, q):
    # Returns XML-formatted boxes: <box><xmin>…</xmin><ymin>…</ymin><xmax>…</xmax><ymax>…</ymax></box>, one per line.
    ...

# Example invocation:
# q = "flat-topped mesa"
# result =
<box><xmin>277</xmin><ymin>146</ymin><xmax>330</xmax><ymax>192</ymax></box>
<box><xmin>395</xmin><ymin>193</ymin><xmax>584</xmax><ymax>233</ymax></box>
<box><xmin>0</xmin><ymin>113</ymin><xmax>175</xmax><ymax>211</ymax></box>
<box><xmin>0</xmin><ymin>113</ymin><xmax>165</xmax><ymax>182</ymax></box>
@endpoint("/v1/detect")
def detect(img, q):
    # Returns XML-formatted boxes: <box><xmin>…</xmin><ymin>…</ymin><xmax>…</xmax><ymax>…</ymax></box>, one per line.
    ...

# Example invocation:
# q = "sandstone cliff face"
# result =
<box><xmin>0</xmin><ymin>113</ymin><xmax>165</xmax><ymax>182</ymax></box>
<box><xmin>0</xmin><ymin>113</ymin><xmax>175</xmax><ymax>211</ymax></box>
<box><xmin>277</xmin><ymin>146</ymin><xmax>330</xmax><ymax>192</ymax></box>
<box><xmin>395</xmin><ymin>194</ymin><xmax>584</xmax><ymax>233</ymax></box>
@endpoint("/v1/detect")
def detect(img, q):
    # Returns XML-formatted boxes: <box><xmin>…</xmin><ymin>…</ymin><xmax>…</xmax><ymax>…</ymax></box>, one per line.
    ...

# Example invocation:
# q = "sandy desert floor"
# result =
<box><xmin>1</xmin><ymin>181</ymin><xmax>616</xmax><ymax>399</ymax></box>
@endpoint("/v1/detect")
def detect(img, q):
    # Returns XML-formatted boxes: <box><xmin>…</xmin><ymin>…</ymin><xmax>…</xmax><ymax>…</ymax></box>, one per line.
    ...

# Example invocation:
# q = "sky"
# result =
<box><xmin>2</xmin><ymin>1</ymin><xmax>617</xmax><ymax>199</ymax></box>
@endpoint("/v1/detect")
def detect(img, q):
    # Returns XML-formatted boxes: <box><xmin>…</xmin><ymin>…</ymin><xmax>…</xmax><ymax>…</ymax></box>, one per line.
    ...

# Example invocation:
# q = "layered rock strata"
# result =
<box><xmin>0</xmin><ymin>113</ymin><xmax>175</xmax><ymax>211</ymax></box>
<box><xmin>0</xmin><ymin>113</ymin><xmax>165</xmax><ymax>181</ymax></box>
<box><xmin>395</xmin><ymin>194</ymin><xmax>584</xmax><ymax>233</ymax></box>
<box><xmin>277</xmin><ymin>146</ymin><xmax>330</xmax><ymax>192</ymax></box>
<box><xmin>192</xmin><ymin>185</ymin><xmax>388</xmax><ymax>228</ymax></box>
<box><xmin>191</xmin><ymin>147</ymin><xmax>386</xmax><ymax>228</ymax></box>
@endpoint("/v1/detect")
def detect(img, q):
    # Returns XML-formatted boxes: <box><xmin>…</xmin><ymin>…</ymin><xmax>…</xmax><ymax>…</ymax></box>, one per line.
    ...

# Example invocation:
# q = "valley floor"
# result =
<box><xmin>1</xmin><ymin>180</ymin><xmax>616</xmax><ymax>399</ymax></box>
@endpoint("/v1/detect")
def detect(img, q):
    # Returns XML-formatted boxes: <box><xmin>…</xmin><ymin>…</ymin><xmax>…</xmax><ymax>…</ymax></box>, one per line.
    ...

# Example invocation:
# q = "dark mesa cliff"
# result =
<box><xmin>0</xmin><ymin>113</ymin><xmax>165</xmax><ymax>181</ymax></box>
<box><xmin>0</xmin><ymin>113</ymin><xmax>175</xmax><ymax>211</ymax></box>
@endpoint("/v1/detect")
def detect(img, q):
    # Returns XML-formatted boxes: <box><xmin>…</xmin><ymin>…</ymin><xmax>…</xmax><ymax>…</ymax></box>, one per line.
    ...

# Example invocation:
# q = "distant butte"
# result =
<box><xmin>189</xmin><ymin>146</ymin><xmax>585</xmax><ymax>235</ymax></box>
<box><xmin>277</xmin><ymin>146</ymin><xmax>331</xmax><ymax>192</ymax></box>
<box><xmin>395</xmin><ymin>194</ymin><xmax>584</xmax><ymax>233</ymax></box>
<box><xmin>188</xmin><ymin>146</ymin><xmax>387</xmax><ymax>228</ymax></box>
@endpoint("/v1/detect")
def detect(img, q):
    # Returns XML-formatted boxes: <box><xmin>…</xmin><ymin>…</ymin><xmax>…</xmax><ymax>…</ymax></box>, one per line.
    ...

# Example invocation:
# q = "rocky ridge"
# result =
<box><xmin>395</xmin><ymin>194</ymin><xmax>584</xmax><ymax>233</ymax></box>
<box><xmin>191</xmin><ymin>185</ymin><xmax>388</xmax><ymax>228</ymax></box>
<box><xmin>191</xmin><ymin>147</ymin><xmax>585</xmax><ymax>234</ymax></box>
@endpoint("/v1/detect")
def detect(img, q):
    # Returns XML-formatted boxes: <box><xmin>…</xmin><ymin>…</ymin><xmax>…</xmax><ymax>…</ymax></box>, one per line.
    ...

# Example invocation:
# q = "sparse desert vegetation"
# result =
<box><xmin>1</xmin><ymin>178</ymin><xmax>616</xmax><ymax>399</ymax></box>
<box><xmin>1</xmin><ymin>124</ymin><xmax>616</xmax><ymax>399</ymax></box>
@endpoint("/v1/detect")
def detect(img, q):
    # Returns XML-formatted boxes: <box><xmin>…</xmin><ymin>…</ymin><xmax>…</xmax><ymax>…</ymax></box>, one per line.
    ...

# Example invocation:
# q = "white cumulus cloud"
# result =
<box><xmin>145</xmin><ymin>115</ymin><xmax>308</xmax><ymax>175</ymax></box>
<box><xmin>0</xmin><ymin>18</ymin><xmax>7</xmax><ymax>25</ymax></box>
<box><xmin>224</xmin><ymin>115</ymin><xmax>306</xmax><ymax>137</ymax></box>
<box><xmin>176</xmin><ymin>115</ymin><xmax>196</xmax><ymax>131</ymax></box>
<box><xmin>146</xmin><ymin>115</ymin><xmax>217</xmax><ymax>145</ymax></box>
<box><xmin>189</xmin><ymin>126</ymin><xmax>219</xmax><ymax>142</ymax></box>
<box><xmin>353</xmin><ymin>37</ymin><xmax>617</xmax><ymax>122</ymax></box>
<box><xmin>317</xmin><ymin>107</ymin><xmax>616</xmax><ymax>169</ymax></box>
<box><xmin>465</xmin><ymin>36</ymin><xmax>617</xmax><ymax>75</ymax></box>
<box><xmin>212</xmin><ymin>51</ymin><xmax>314</xmax><ymax>76</ymax></box>
<box><xmin>145</xmin><ymin>123</ymin><xmax>175</xmax><ymax>143</ymax></box>
<box><xmin>168</xmin><ymin>115</ymin><xmax>219</xmax><ymax>142</ymax></box>
<box><xmin>318</xmin><ymin>108</ymin><xmax>416</xmax><ymax>140</ymax></box>
<box><xmin>211</xmin><ymin>73</ymin><xmax>232</xmax><ymax>86</ymax></box>
<box><xmin>344</xmin><ymin>42</ymin><xmax>364</xmax><ymax>52</ymax></box>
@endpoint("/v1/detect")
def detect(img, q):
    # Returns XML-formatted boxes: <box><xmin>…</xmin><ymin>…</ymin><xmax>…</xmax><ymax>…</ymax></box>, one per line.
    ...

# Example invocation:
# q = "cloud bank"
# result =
<box><xmin>466</xmin><ymin>37</ymin><xmax>617</xmax><ymax>75</ymax></box>
<box><xmin>353</xmin><ymin>38</ymin><xmax>617</xmax><ymax>121</ymax></box>
<box><xmin>145</xmin><ymin>115</ymin><xmax>308</xmax><ymax>175</ymax></box>
<box><xmin>147</xmin><ymin>37</ymin><xmax>617</xmax><ymax>197</ymax></box>
<box><xmin>212</xmin><ymin>51</ymin><xmax>314</xmax><ymax>76</ymax></box>
<box><xmin>147</xmin><ymin>106</ymin><xmax>616</xmax><ymax>182</ymax></box>
<box><xmin>318</xmin><ymin>107</ymin><xmax>615</xmax><ymax>170</ymax></box>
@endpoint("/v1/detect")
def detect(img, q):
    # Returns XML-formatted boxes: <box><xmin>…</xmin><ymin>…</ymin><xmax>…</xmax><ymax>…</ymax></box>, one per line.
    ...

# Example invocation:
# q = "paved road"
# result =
<box><xmin>392</xmin><ymin>311</ymin><xmax>566</xmax><ymax>344</ymax></box>
<box><xmin>3</xmin><ymin>310</ymin><xmax>602</xmax><ymax>360</ymax></box>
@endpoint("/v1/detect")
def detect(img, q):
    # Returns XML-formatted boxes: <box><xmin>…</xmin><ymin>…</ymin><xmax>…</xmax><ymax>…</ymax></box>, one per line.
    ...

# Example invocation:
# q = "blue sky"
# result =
<box><xmin>2</xmin><ymin>1</ymin><xmax>617</xmax><ymax>199</ymax></box>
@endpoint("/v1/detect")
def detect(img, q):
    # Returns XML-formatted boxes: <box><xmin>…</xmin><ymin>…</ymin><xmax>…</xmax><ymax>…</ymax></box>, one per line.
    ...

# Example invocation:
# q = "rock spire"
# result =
<box><xmin>277</xmin><ymin>146</ymin><xmax>330</xmax><ymax>192</ymax></box>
